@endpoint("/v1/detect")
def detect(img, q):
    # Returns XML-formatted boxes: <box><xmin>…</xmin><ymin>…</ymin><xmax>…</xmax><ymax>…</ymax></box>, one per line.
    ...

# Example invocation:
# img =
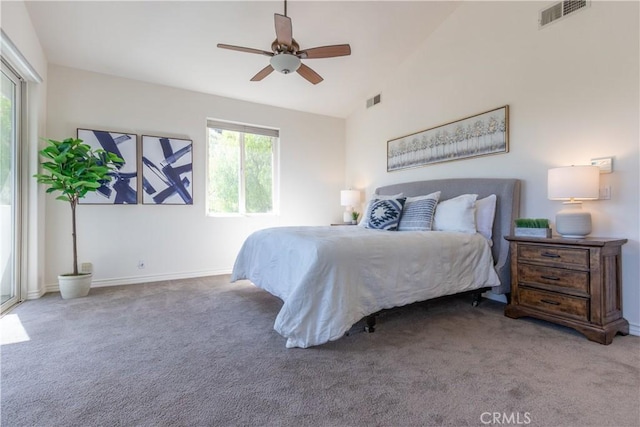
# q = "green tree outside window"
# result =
<box><xmin>207</xmin><ymin>127</ymin><xmax>276</xmax><ymax>215</ymax></box>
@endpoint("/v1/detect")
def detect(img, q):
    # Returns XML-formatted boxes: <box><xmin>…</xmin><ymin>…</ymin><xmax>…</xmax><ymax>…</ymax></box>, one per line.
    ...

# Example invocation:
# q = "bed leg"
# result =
<box><xmin>472</xmin><ymin>292</ymin><xmax>482</xmax><ymax>307</ymax></box>
<box><xmin>364</xmin><ymin>315</ymin><xmax>376</xmax><ymax>333</ymax></box>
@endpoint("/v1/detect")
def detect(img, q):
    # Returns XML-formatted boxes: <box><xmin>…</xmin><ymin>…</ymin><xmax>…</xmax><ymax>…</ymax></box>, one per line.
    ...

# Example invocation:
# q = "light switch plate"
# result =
<box><xmin>591</xmin><ymin>157</ymin><xmax>613</xmax><ymax>173</ymax></box>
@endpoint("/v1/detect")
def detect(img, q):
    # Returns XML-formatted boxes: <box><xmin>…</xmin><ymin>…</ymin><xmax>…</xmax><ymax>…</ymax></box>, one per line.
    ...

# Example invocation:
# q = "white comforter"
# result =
<box><xmin>231</xmin><ymin>226</ymin><xmax>500</xmax><ymax>348</ymax></box>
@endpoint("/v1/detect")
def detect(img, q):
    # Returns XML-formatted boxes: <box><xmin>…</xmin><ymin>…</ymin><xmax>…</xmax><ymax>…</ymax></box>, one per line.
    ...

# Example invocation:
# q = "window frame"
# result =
<box><xmin>1</xmin><ymin>58</ymin><xmax>23</xmax><ymax>313</ymax></box>
<box><xmin>205</xmin><ymin>119</ymin><xmax>279</xmax><ymax>217</ymax></box>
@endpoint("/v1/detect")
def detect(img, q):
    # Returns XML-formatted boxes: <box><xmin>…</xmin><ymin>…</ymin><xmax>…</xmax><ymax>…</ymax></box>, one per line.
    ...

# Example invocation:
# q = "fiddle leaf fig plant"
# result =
<box><xmin>34</xmin><ymin>137</ymin><xmax>123</xmax><ymax>276</ymax></box>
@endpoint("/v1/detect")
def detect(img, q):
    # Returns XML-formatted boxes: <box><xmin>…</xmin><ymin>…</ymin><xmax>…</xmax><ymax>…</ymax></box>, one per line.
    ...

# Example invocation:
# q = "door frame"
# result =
<box><xmin>1</xmin><ymin>58</ymin><xmax>24</xmax><ymax>313</ymax></box>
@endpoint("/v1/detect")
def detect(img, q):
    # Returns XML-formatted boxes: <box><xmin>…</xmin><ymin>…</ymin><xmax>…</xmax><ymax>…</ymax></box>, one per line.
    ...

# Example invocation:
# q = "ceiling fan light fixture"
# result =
<box><xmin>217</xmin><ymin>0</ymin><xmax>350</xmax><ymax>84</ymax></box>
<box><xmin>270</xmin><ymin>53</ymin><xmax>301</xmax><ymax>74</ymax></box>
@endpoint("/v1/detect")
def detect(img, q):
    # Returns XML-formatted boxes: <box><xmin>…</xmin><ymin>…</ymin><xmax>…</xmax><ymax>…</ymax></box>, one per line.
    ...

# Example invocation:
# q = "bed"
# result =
<box><xmin>231</xmin><ymin>178</ymin><xmax>521</xmax><ymax>348</ymax></box>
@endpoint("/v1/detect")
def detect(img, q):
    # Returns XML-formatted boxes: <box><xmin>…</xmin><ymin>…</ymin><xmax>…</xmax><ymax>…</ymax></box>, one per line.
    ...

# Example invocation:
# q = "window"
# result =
<box><xmin>206</xmin><ymin>120</ymin><xmax>279</xmax><ymax>215</ymax></box>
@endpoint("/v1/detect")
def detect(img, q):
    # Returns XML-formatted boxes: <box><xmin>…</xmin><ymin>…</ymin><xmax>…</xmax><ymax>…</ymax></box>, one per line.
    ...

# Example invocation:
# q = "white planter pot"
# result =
<box><xmin>58</xmin><ymin>273</ymin><xmax>92</xmax><ymax>299</ymax></box>
<box><xmin>514</xmin><ymin>228</ymin><xmax>552</xmax><ymax>238</ymax></box>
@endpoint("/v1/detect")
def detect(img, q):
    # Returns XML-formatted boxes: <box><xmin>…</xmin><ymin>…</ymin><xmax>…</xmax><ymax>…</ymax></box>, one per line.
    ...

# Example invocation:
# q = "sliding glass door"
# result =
<box><xmin>1</xmin><ymin>60</ymin><xmax>21</xmax><ymax>312</ymax></box>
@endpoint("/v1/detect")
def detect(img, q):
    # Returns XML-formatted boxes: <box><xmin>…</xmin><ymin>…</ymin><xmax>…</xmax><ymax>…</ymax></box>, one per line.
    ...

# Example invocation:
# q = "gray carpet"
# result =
<box><xmin>1</xmin><ymin>275</ymin><xmax>639</xmax><ymax>427</ymax></box>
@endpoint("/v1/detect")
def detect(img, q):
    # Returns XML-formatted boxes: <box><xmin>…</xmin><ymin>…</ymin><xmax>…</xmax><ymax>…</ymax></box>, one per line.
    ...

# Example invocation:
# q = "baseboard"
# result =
<box><xmin>483</xmin><ymin>291</ymin><xmax>507</xmax><ymax>304</ymax></box>
<box><xmin>629</xmin><ymin>322</ymin><xmax>640</xmax><ymax>337</ymax></box>
<box><xmin>26</xmin><ymin>287</ymin><xmax>47</xmax><ymax>300</ymax></box>
<box><xmin>43</xmin><ymin>268</ymin><xmax>232</xmax><ymax>294</ymax></box>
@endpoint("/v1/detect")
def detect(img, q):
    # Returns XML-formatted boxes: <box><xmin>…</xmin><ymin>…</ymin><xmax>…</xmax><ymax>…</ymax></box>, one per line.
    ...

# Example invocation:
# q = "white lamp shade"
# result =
<box><xmin>548</xmin><ymin>165</ymin><xmax>599</xmax><ymax>201</ymax></box>
<box><xmin>340</xmin><ymin>190</ymin><xmax>360</xmax><ymax>207</ymax></box>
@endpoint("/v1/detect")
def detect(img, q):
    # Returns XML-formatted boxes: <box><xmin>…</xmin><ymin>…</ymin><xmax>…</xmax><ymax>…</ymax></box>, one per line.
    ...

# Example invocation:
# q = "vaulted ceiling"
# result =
<box><xmin>26</xmin><ymin>1</ymin><xmax>459</xmax><ymax>118</ymax></box>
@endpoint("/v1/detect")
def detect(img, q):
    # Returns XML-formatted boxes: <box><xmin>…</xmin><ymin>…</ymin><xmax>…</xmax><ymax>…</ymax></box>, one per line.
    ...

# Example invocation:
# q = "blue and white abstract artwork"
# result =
<box><xmin>142</xmin><ymin>135</ymin><xmax>193</xmax><ymax>205</ymax></box>
<box><xmin>77</xmin><ymin>128</ymin><xmax>138</xmax><ymax>204</ymax></box>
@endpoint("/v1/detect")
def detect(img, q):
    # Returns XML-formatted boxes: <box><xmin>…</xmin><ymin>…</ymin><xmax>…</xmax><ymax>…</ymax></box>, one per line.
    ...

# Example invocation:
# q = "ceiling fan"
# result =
<box><xmin>217</xmin><ymin>0</ymin><xmax>351</xmax><ymax>85</ymax></box>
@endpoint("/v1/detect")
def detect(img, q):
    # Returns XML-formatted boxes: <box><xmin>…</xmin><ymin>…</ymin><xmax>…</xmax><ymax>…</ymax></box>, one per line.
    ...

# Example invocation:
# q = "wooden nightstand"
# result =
<box><xmin>504</xmin><ymin>236</ymin><xmax>628</xmax><ymax>345</ymax></box>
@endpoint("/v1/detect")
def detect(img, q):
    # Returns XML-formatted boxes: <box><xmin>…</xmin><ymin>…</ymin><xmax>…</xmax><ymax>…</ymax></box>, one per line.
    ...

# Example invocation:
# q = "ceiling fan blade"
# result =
<box><xmin>298</xmin><ymin>44</ymin><xmax>351</xmax><ymax>59</ymax></box>
<box><xmin>274</xmin><ymin>13</ymin><xmax>293</xmax><ymax>47</ymax></box>
<box><xmin>297</xmin><ymin>63</ymin><xmax>323</xmax><ymax>85</ymax></box>
<box><xmin>217</xmin><ymin>44</ymin><xmax>273</xmax><ymax>57</ymax></box>
<box><xmin>250</xmin><ymin>65</ymin><xmax>275</xmax><ymax>82</ymax></box>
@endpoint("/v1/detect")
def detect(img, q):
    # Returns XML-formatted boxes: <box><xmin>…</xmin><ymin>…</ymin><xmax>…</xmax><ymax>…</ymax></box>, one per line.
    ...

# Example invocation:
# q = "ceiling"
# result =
<box><xmin>25</xmin><ymin>1</ymin><xmax>459</xmax><ymax>118</ymax></box>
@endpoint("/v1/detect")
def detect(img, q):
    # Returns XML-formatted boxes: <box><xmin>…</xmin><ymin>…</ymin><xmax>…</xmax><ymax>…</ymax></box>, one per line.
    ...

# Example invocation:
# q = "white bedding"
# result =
<box><xmin>231</xmin><ymin>226</ymin><xmax>500</xmax><ymax>348</ymax></box>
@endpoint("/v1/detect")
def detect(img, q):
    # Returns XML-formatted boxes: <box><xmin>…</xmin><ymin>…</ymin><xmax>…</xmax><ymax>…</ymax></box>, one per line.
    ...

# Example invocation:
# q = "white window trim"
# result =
<box><xmin>1</xmin><ymin>58</ymin><xmax>24</xmax><ymax>312</ymax></box>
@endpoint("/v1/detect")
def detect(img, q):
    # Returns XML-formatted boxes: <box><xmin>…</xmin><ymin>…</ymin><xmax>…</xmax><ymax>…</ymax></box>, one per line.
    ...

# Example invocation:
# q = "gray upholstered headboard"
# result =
<box><xmin>375</xmin><ymin>178</ymin><xmax>521</xmax><ymax>295</ymax></box>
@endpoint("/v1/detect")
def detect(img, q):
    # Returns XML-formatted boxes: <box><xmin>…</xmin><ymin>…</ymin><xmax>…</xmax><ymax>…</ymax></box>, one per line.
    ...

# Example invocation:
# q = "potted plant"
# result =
<box><xmin>34</xmin><ymin>137</ymin><xmax>122</xmax><ymax>299</ymax></box>
<box><xmin>514</xmin><ymin>218</ymin><xmax>552</xmax><ymax>238</ymax></box>
<box><xmin>351</xmin><ymin>211</ymin><xmax>360</xmax><ymax>225</ymax></box>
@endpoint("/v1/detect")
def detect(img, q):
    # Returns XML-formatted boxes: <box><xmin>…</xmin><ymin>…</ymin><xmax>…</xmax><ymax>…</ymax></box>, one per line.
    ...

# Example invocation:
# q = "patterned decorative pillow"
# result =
<box><xmin>365</xmin><ymin>198</ymin><xmax>406</xmax><ymax>230</ymax></box>
<box><xmin>359</xmin><ymin>193</ymin><xmax>404</xmax><ymax>227</ymax></box>
<box><xmin>398</xmin><ymin>191</ymin><xmax>441</xmax><ymax>231</ymax></box>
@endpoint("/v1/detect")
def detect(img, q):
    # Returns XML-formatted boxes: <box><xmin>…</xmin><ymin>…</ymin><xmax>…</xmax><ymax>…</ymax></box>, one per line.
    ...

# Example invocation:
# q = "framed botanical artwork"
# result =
<box><xmin>77</xmin><ymin>128</ymin><xmax>138</xmax><ymax>204</ymax></box>
<box><xmin>387</xmin><ymin>105</ymin><xmax>509</xmax><ymax>172</ymax></box>
<box><xmin>141</xmin><ymin>135</ymin><xmax>193</xmax><ymax>205</ymax></box>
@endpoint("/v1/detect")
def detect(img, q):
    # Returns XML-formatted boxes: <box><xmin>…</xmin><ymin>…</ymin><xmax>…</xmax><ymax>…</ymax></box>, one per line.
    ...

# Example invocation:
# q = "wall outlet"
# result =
<box><xmin>137</xmin><ymin>260</ymin><xmax>145</xmax><ymax>269</ymax></box>
<box><xmin>81</xmin><ymin>262</ymin><xmax>93</xmax><ymax>273</ymax></box>
<box><xmin>599</xmin><ymin>186</ymin><xmax>611</xmax><ymax>200</ymax></box>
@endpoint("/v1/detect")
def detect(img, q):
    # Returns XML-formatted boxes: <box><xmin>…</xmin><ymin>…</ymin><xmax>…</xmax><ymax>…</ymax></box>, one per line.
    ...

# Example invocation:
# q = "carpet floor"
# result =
<box><xmin>1</xmin><ymin>275</ymin><xmax>639</xmax><ymax>426</ymax></box>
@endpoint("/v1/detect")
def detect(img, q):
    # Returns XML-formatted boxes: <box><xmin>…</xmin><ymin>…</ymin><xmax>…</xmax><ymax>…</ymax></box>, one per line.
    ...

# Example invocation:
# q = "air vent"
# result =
<box><xmin>366</xmin><ymin>94</ymin><xmax>381</xmax><ymax>108</ymax></box>
<box><xmin>539</xmin><ymin>0</ymin><xmax>589</xmax><ymax>28</ymax></box>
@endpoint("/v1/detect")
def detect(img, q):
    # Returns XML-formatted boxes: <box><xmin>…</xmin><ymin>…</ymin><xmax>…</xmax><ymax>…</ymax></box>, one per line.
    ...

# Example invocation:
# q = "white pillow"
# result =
<box><xmin>359</xmin><ymin>193</ymin><xmax>403</xmax><ymax>227</ymax></box>
<box><xmin>475</xmin><ymin>194</ymin><xmax>497</xmax><ymax>245</ymax></box>
<box><xmin>433</xmin><ymin>194</ymin><xmax>478</xmax><ymax>233</ymax></box>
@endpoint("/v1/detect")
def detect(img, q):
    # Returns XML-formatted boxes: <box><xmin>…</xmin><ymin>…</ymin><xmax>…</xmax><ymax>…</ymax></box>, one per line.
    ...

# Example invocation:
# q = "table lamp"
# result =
<box><xmin>340</xmin><ymin>189</ymin><xmax>361</xmax><ymax>223</ymax></box>
<box><xmin>547</xmin><ymin>165</ymin><xmax>600</xmax><ymax>238</ymax></box>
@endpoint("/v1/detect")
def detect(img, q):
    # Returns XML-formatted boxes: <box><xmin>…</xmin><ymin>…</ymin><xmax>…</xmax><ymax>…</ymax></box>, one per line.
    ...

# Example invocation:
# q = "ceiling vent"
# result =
<box><xmin>366</xmin><ymin>94</ymin><xmax>381</xmax><ymax>108</ymax></box>
<box><xmin>539</xmin><ymin>0</ymin><xmax>590</xmax><ymax>28</ymax></box>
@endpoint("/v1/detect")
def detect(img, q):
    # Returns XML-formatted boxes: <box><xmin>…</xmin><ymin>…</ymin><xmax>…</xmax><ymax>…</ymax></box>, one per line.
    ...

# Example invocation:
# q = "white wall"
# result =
<box><xmin>45</xmin><ymin>65</ymin><xmax>345</xmax><ymax>287</ymax></box>
<box><xmin>345</xmin><ymin>2</ymin><xmax>640</xmax><ymax>333</ymax></box>
<box><xmin>1</xmin><ymin>0</ymin><xmax>49</xmax><ymax>300</ymax></box>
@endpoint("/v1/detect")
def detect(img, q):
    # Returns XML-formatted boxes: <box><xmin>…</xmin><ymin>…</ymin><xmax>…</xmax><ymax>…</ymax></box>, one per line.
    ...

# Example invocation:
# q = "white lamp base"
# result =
<box><xmin>555</xmin><ymin>203</ymin><xmax>592</xmax><ymax>238</ymax></box>
<box><xmin>343</xmin><ymin>210</ymin><xmax>352</xmax><ymax>223</ymax></box>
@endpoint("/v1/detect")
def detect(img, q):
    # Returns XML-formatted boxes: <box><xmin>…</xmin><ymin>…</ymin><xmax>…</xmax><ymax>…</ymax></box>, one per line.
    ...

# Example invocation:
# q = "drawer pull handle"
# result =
<box><xmin>541</xmin><ymin>252</ymin><xmax>560</xmax><ymax>258</ymax></box>
<box><xmin>541</xmin><ymin>275</ymin><xmax>560</xmax><ymax>281</ymax></box>
<box><xmin>540</xmin><ymin>299</ymin><xmax>561</xmax><ymax>306</ymax></box>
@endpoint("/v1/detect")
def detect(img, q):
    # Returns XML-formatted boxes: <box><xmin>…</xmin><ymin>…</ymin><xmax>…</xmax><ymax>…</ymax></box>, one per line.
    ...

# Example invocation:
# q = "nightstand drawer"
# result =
<box><xmin>518</xmin><ymin>245</ymin><xmax>589</xmax><ymax>269</ymax></box>
<box><xmin>519</xmin><ymin>287</ymin><xmax>588</xmax><ymax>322</ymax></box>
<box><xmin>518</xmin><ymin>264</ymin><xmax>589</xmax><ymax>294</ymax></box>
